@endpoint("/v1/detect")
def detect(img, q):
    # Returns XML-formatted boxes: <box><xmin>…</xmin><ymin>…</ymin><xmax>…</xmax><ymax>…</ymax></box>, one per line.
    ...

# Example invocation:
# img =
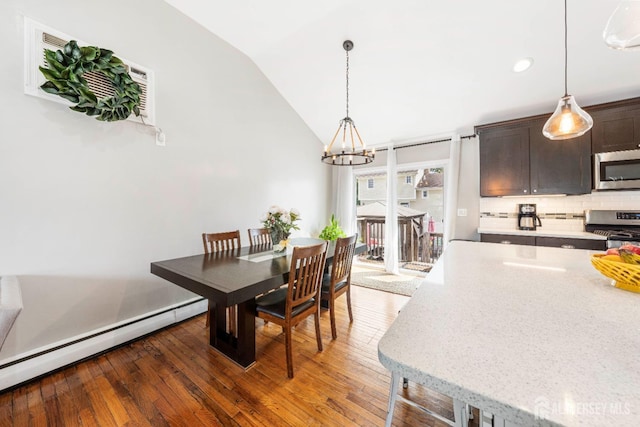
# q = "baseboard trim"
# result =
<box><xmin>0</xmin><ymin>298</ymin><xmax>207</xmax><ymax>392</ymax></box>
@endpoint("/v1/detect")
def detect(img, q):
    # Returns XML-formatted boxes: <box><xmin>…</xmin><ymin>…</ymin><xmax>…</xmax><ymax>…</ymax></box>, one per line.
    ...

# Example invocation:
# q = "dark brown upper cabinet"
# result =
<box><xmin>590</xmin><ymin>98</ymin><xmax>640</xmax><ymax>153</ymax></box>
<box><xmin>477</xmin><ymin>117</ymin><xmax>591</xmax><ymax>197</ymax></box>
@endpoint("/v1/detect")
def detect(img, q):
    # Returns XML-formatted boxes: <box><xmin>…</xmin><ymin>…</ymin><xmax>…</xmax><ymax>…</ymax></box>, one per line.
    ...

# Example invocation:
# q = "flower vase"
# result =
<box><xmin>270</xmin><ymin>230</ymin><xmax>290</xmax><ymax>253</ymax></box>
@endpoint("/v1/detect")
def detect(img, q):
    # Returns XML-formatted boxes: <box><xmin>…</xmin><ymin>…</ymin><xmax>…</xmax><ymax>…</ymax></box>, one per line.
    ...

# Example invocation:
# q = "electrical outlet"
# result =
<box><xmin>457</xmin><ymin>208</ymin><xmax>468</xmax><ymax>217</ymax></box>
<box><xmin>155</xmin><ymin>128</ymin><xmax>166</xmax><ymax>146</ymax></box>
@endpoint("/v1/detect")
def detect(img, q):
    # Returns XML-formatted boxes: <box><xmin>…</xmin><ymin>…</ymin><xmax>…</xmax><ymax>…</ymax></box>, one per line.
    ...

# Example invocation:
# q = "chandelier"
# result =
<box><xmin>321</xmin><ymin>40</ymin><xmax>375</xmax><ymax>166</ymax></box>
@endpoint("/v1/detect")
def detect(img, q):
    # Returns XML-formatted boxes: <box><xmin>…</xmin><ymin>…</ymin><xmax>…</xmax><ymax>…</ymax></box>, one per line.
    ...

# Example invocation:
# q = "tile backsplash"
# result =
<box><xmin>479</xmin><ymin>191</ymin><xmax>640</xmax><ymax>231</ymax></box>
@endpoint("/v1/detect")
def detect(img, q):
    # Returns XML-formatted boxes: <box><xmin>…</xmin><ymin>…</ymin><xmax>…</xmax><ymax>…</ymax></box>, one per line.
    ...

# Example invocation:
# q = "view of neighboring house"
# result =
<box><xmin>356</xmin><ymin>168</ymin><xmax>444</xmax><ymax>227</ymax></box>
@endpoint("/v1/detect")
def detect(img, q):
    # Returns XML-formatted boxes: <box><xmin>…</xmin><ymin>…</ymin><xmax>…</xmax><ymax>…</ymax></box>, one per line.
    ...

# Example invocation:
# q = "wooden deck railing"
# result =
<box><xmin>358</xmin><ymin>219</ymin><xmax>443</xmax><ymax>264</ymax></box>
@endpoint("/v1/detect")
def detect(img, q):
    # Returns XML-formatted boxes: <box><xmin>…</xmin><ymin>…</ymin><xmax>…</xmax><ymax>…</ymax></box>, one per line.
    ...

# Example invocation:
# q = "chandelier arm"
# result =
<box><xmin>352</xmin><ymin>124</ymin><xmax>365</xmax><ymax>149</ymax></box>
<box><xmin>342</xmin><ymin>120</ymin><xmax>347</xmax><ymax>149</ymax></box>
<box><xmin>349</xmin><ymin>122</ymin><xmax>356</xmax><ymax>151</ymax></box>
<box><xmin>326</xmin><ymin>121</ymin><xmax>343</xmax><ymax>152</ymax></box>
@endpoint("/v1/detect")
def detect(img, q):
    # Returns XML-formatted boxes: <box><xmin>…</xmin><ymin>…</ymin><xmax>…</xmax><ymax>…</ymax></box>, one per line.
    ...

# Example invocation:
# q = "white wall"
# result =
<box><xmin>454</xmin><ymin>136</ymin><xmax>480</xmax><ymax>240</ymax></box>
<box><xmin>0</xmin><ymin>0</ymin><xmax>329</xmax><ymax>363</ymax></box>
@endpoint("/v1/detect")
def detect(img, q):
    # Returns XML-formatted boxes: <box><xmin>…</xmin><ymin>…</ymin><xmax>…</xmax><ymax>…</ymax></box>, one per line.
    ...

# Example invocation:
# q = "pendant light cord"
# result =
<box><xmin>564</xmin><ymin>0</ymin><xmax>568</xmax><ymax>97</ymax></box>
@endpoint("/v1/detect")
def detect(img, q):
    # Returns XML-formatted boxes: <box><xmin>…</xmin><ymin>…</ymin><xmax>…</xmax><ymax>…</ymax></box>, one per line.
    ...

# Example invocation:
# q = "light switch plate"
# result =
<box><xmin>457</xmin><ymin>208</ymin><xmax>468</xmax><ymax>217</ymax></box>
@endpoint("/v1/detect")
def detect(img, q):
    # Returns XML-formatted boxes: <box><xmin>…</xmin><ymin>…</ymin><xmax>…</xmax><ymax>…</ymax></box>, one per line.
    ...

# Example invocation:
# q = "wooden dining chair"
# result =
<box><xmin>321</xmin><ymin>234</ymin><xmax>357</xmax><ymax>339</ymax></box>
<box><xmin>255</xmin><ymin>241</ymin><xmax>328</xmax><ymax>378</ymax></box>
<box><xmin>202</xmin><ymin>230</ymin><xmax>241</xmax><ymax>253</ymax></box>
<box><xmin>201</xmin><ymin>230</ymin><xmax>242</xmax><ymax>330</ymax></box>
<box><xmin>247</xmin><ymin>228</ymin><xmax>271</xmax><ymax>247</ymax></box>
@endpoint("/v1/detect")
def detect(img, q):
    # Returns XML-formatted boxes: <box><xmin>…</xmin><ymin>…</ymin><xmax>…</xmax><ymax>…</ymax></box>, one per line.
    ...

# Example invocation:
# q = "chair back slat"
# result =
<box><xmin>202</xmin><ymin>230</ymin><xmax>241</xmax><ymax>254</ymax></box>
<box><xmin>330</xmin><ymin>235</ymin><xmax>357</xmax><ymax>286</ymax></box>
<box><xmin>287</xmin><ymin>242</ymin><xmax>327</xmax><ymax>311</ymax></box>
<box><xmin>248</xmin><ymin>228</ymin><xmax>271</xmax><ymax>247</ymax></box>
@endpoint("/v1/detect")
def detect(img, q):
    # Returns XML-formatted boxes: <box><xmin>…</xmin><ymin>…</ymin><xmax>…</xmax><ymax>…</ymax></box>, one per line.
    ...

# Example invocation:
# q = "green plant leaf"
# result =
<box><xmin>99</xmin><ymin>49</ymin><xmax>113</xmax><ymax>62</ymax></box>
<box><xmin>40</xmin><ymin>81</ymin><xmax>59</xmax><ymax>94</ymax></box>
<box><xmin>58</xmin><ymin>93</ymin><xmax>79</xmax><ymax>103</ymax></box>
<box><xmin>80</xmin><ymin>46</ymin><xmax>98</xmax><ymax>61</ymax></box>
<box><xmin>39</xmin><ymin>66</ymin><xmax>61</xmax><ymax>81</ymax></box>
<box><xmin>78</xmin><ymin>86</ymin><xmax>97</xmax><ymax>103</ymax></box>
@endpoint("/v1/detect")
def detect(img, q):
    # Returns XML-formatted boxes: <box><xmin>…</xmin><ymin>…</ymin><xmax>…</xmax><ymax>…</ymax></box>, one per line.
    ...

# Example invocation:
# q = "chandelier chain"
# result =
<box><xmin>345</xmin><ymin>48</ymin><xmax>350</xmax><ymax>118</ymax></box>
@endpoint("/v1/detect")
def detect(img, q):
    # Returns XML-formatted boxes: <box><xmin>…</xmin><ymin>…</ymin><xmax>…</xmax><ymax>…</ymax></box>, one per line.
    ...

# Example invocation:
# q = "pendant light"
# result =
<box><xmin>321</xmin><ymin>40</ymin><xmax>375</xmax><ymax>166</ymax></box>
<box><xmin>603</xmin><ymin>1</ymin><xmax>640</xmax><ymax>50</ymax></box>
<box><xmin>543</xmin><ymin>0</ymin><xmax>593</xmax><ymax>140</ymax></box>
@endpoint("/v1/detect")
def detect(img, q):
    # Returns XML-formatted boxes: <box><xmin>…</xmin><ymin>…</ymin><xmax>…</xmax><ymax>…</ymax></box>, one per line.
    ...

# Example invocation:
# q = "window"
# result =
<box><xmin>367</xmin><ymin>178</ymin><xmax>374</xmax><ymax>189</ymax></box>
<box><xmin>405</xmin><ymin>176</ymin><xmax>412</xmax><ymax>184</ymax></box>
<box><xmin>422</xmin><ymin>190</ymin><xmax>429</xmax><ymax>198</ymax></box>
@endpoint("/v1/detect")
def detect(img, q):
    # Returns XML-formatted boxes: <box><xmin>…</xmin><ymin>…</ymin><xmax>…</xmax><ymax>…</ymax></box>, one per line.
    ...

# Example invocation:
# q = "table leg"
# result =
<box><xmin>208</xmin><ymin>299</ymin><xmax>256</xmax><ymax>368</ymax></box>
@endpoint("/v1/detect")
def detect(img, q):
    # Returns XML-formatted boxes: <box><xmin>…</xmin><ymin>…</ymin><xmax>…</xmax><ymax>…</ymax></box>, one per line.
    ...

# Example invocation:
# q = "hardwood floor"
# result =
<box><xmin>0</xmin><ymin>286</ymin><xmax>473</xmax><ymax>426</ymax></box>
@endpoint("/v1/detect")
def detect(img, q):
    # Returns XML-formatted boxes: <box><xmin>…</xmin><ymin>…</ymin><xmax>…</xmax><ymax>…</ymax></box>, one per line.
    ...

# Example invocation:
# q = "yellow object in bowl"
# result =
<box><xmin>591</xmin><ymin>254</ymin><xmax>640</xmax><ymax>293</ymax></box>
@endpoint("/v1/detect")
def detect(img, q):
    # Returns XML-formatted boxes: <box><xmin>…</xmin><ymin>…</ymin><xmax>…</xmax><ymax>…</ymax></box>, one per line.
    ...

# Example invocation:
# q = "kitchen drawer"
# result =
<box><xmin>535</xmin><ymin>237</ymin><xmax>606</xmax><ymax>251</ymax></box>
<box><xmin>480</xmin><ymin>234</ymin><xmax>535</xmax><ymax>246</ymax></box>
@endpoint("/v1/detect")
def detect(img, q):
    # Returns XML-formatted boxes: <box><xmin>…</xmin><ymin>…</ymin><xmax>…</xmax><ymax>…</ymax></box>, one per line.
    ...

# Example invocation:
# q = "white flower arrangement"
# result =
<box><xmin>262</xmin><ymin>206</ymin><xmax>301</xmax><ymax>234</ymax></box>
<box><xmin>261</xmin><ymin>206</ymin><xmax>301</xmax><ymax>251</ymax></box>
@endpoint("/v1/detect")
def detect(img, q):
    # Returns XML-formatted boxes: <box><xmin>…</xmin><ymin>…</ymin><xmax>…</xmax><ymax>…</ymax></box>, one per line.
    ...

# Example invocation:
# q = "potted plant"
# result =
<box><xmin>319</xmin><ymin>215</ymin><xmax>346</xmax><ymax>241</ymax></box>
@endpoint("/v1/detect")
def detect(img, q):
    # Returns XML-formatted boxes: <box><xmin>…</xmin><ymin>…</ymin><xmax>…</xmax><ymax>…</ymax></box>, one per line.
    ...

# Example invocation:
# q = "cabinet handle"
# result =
<box><xmin>533</xmin><ymin>189</ymin><xmax>537</xmax><ymax>193</ymax></box>
<box><xmin>560</xmin><ymin>244</ymin><xmax>575</xmax><ymax>249</ymax></box>
<box><xmin>523</xmin><ymin>189</ymin><xmax>528</xmax><ymax>193</ymax></box>
<box><xmin>500</xmin><ymin>240</ymin><xmax>512</xmax><ymax>244</ymax></box>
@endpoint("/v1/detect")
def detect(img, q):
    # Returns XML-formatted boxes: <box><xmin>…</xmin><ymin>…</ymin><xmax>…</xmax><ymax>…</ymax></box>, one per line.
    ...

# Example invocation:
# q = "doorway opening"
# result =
<box><xmin>353</xmin><ymin>165</ymin><xmax>446</xmax><ymax>274</ymax></box>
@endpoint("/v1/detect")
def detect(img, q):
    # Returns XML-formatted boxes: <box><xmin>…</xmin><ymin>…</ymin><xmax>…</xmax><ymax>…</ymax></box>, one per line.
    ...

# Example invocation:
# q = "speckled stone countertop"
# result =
<box><xmin>478</xmin><ymin>228</ymin><xmax>607</xmax><ymax>240</ymax></box>
<box><xmin>378</xmin><ymin>241</ymin><xmax>640</xmax><ymax>426</ymax></box>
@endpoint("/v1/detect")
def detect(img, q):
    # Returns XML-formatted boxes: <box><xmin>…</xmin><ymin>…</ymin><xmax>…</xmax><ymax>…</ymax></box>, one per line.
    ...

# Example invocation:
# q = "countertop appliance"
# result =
<box><xmin>518</xmin><ymin>203</ymin><xmax>541</xmax><ymax>230</ymax></box>
<box><xmin>594</xmin><ymin>149</ymin><xmax>640</xmax><ymax>190</ymax></box>
<box><xmin>585</xmin><ymin>209</ymin><xmax>640</xmax><ymax>248</ymax></box>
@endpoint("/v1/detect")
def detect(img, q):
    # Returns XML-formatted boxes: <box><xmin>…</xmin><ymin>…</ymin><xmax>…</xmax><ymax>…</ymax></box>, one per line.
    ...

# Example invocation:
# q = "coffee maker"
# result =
<box><xmin>518</xmin><ymin>204</ymin><xmax>542</xmax><ymax>230</ymax></box>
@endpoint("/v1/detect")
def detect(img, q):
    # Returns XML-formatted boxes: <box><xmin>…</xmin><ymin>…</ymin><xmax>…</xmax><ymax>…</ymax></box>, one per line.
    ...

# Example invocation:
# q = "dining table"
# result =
<box><xmin>151</xmin><ymin>238</ymin><xmax>366</xmax><ymax>368</ymax></box>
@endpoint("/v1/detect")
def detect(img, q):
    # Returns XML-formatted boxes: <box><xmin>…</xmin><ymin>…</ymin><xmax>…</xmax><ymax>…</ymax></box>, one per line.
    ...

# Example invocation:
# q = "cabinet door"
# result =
<box><xmin>591</xmin><ymin>105</ymin><xmax>640</xmax><ymax>153</ymax></box>
<box><xmin>529</xmin><ymin>119</ymin><xmax>592</xmax><ymax>195</ymax></box>
<box><xmin>480</xmin><ymin>234</ymin><xmax>536</xmax><ymax>246</ymax></box>
<box><xmin>535</xmin><ymin>237</ymin><xmax>606</xmax><ymax>251</ymax></box>
<box><xmin>479</xmin><ymin>126</ymin><xmax>530</xmax><ymax>196</ymax></box>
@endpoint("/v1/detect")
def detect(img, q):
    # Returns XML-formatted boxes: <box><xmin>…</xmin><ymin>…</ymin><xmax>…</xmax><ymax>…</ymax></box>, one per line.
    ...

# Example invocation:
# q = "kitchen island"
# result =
<box><xmin>378</xmin><ymin>240</ymin><xmax>640</xmax><ymax>426</ymax></box>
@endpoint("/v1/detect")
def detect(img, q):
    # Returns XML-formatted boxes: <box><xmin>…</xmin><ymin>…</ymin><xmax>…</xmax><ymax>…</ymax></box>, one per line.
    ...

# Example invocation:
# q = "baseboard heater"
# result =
<box><xmin>0</xmin><ymin>297</ymin><xmax>207</xmax><ymax>392</ymax></box>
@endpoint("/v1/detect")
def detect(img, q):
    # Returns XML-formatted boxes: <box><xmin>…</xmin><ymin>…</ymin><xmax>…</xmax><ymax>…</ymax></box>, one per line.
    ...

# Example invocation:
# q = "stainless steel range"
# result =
<box><xmin>585</xmin><ymin>209</ymin><xmax>640</xmax><ymax>249</ymax></box>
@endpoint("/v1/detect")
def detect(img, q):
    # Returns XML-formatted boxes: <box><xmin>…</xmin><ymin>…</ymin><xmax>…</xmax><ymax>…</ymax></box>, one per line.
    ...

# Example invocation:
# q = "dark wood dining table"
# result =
<box><xmin>150</xmin><ymin>238</ymin><xmax>366</xmax><ymax>368</ymax></box>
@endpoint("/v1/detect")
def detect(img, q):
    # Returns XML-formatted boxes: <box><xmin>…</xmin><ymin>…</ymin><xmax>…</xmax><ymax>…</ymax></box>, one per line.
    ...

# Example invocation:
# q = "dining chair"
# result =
<box><xmin>202</xmin><ymin>230</ymin><xmax>241</xmax><ymax>253</ymax></box>
<box><xmin>321</xmin><ymin>234</ymin><xmax>357</xmax><ymax>340</ymax></box>
<box><xmin>201</xmin><ymin>230</ymin><xmax>242</xmax><ymax>330</ymax></box>
<box><xmin>247</xmin><ymin>227</ymin><xmax>271</xmax><ymax>247</ymax></box>
<box><xmin>255</xmin><ymin>241</ymin><xmax>328</xmax><ymax>378</ymax></box>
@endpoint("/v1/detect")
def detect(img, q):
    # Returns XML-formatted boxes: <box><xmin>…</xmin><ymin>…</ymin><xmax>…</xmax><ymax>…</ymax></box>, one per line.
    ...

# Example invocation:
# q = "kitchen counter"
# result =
<box><xmin>478</xmin><ymin>228</ymin><xmax>607</xmax><ymax>240</ymax></box>
<box><xmin>378</xmin><ymin>241</ymin><xmax>640</xmax><ymax>426</ymax></box>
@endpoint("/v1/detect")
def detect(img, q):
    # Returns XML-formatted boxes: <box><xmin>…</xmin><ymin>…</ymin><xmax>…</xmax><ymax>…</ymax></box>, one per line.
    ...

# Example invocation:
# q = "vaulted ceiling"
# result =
<box><xmin>166</xmin><ymin>0</ymin><xmax>640</xmax><ymax>148</ymax></box>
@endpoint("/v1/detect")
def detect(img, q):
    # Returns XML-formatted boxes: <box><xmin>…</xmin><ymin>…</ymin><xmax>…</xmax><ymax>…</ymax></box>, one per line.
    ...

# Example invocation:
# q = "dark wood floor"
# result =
<box><xmin>0</xmin><ymin>285</ymin><xmax>474</xmax><ymax>426</ymax></box>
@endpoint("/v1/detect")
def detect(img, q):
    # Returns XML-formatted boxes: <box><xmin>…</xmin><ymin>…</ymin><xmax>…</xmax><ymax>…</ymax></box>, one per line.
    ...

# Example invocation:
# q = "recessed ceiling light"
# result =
<box><xmin>513</xmin><ymin>57</ymin><xmax>534</xmax><ymax>73</ymax></box>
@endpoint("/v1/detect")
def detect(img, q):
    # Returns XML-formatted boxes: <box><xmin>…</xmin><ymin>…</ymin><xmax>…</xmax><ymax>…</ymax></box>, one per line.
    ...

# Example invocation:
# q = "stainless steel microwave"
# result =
<box><xmin>594</xmin><ymin>150</ymin><xmax>640</xmax><ymax>190</ymax></box>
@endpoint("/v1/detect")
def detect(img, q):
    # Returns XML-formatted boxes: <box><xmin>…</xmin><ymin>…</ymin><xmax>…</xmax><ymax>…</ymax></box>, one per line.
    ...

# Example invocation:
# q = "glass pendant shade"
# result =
<box><xmin>542</xmin><ymin>95</ymin><xmax>593</xmax><ymax>140</ymax></box>
<box><xmin>603</xmin><ymin>1</ymin><xmax>640</xmax><ymax>50</ymax></box>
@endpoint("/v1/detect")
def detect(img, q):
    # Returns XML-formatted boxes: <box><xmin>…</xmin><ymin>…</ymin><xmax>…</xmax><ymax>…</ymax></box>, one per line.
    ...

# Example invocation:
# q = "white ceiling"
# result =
<box><xmin>165</xmin><ymin>0</ymin><xmax>640</xmax><ymax>148</ymax></box>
